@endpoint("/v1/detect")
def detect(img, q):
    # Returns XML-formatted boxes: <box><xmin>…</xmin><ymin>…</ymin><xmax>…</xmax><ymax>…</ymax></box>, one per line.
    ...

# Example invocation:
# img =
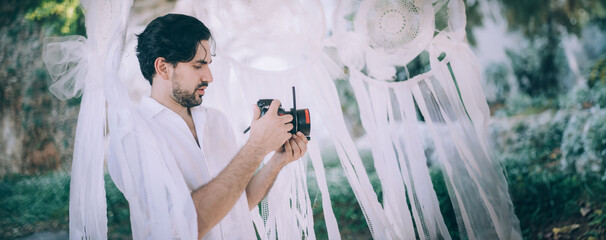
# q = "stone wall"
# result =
<box><xmin>0</xmin><ymin>2</ymin><xmax>80</xmax><ymax>176</ymax></box>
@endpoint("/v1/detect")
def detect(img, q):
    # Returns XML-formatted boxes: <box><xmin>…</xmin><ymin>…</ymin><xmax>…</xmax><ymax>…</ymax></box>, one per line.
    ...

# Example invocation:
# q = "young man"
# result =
<box><xmin>109</xmin><ymin>13</ymin><xmax>308</xmax><ymax>239</ymax></box>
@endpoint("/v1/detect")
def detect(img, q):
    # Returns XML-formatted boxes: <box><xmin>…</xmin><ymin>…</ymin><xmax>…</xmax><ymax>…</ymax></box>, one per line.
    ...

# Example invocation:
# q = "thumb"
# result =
<box><xmin>251</xmin><ymin>104</ymin><xmax>261</xmax><ymax>124</ymax></box>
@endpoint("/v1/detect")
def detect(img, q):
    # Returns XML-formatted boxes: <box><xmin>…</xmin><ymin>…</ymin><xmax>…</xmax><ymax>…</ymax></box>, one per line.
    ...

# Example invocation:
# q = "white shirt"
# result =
<box><xmin>108</xmin><ymin>97</ymin><xmax>256</xmax><ymax>239</ymax></box>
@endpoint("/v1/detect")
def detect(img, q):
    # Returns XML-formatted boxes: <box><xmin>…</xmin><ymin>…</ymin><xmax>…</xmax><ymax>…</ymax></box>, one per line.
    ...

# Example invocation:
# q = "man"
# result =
<box><xmin>109</xmin><ymin>13</ymin><xmax>308</xmax><ymax>239</ymax></box>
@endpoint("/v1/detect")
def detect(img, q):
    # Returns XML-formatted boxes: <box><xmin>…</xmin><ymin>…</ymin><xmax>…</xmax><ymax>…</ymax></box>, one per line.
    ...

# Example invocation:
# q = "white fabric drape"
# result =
<box><xmin>44</xmin><ymin>0</ymin><xmax>200</xmax><ymax>239</ymax></box>
<box><xmin>43</xmin><ymin>0</ymin><xmax>134</xmax><ymax>239</ymax></box>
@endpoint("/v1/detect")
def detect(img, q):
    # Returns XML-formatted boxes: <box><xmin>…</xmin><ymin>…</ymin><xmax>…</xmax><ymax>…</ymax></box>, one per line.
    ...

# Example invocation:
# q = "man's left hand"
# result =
<box><xmin>274</xmin><ymin>131</ymin><xmax>308</xmax><ymax>166</ymax></box>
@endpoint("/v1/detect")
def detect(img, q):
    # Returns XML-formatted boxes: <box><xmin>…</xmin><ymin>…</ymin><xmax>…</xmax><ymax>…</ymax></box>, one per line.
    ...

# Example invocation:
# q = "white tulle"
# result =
<box><xmin>43</xmin><ymin>36</ymin><xmax>88</xmax><ymax>101</ymax></box>
<box><xmin>44</xmin><ymin>0</ymin><xmax>522</xmax><ymax>239</ymax></box>
<box><xmin>42</xmin><ymin>0</ymin><xmax>132</xmax><ymax>239</ymax></box>
<box><xmin>44</xmin><ymin>0</ymin><xmax>198</xmax><ymax>239</ymax></box>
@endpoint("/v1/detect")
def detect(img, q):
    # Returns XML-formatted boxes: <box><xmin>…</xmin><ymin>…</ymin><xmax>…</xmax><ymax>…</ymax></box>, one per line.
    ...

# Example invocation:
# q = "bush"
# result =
<box><xmin>560</xmin><ymin>111</ymin><xmax>591</xmax><ymax>172</ymax></box>
<box><xmin>499</xmin><ymin>93</ymin><xmax>558</xmax><ymax>116</ymax></box>
<box><xmin>506</xmin><ymin>34</ymin><xmax>571</xmax><ymax>98</ymax></box>
<box><xmin>583</xmin><ymin>110</ymin><xmax>606</xmax><ymax>170</ymax></box>
<box><xmin>484</xmin><ymin>62</ymin><xmax>511</xmax><ymax>105</ymax></box>
<box><xmin>497</xmin><ymin>111</ymin><xmax>569</xmax><ymax>167</ymax></box>
<box><xmin>561</xmin><ymin>82</ymin><xmax>606</xmax><ymax>110</ymax></box>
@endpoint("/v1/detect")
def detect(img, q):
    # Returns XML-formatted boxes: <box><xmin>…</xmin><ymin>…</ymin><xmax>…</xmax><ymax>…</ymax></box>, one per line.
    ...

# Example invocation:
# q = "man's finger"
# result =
<box><xmin>280</xmin><ymin>114</ymin><xmax>293</xmax><ymax>123</ymax></box>
<box><xmin>294</xmin><ymin>133</ymin><xmax>307</xmax><ymax>152</ymax></box>
<box><xmin>251</xmin><ymin>104</ymin><xmax>260</xmax><ymax>123</ymax></box>
<box><xmin>284</xmin><ymin>138</ymin><xmax>292</xmax><ymax>154</ymax></box>
<box><xmin>297</xmin><ymin>132</ymin><xmax>308</xmax><ymax>144</ymax></box>
<box><xmin>284</xmin><ymin>123</ymin><xmax>294</xmax><ymax>132</ymax></box>
<box><xmin>267</xmin><ymin>99</ymin><xmax>282</xmax><ymax>115</ymax></box>
<box><xmin>277</xmin><ymin>144</ymin><xmax>285</xmax><ymax>153</ymax></box>
<box><xmin>289</xmin><ymin>137</ymin><xmax>302</xmax><ymax>157</ymax></box>
<box><xmin>281</xmin><ymin>132</ymin><xmax>292</xmax><ymax>143</ymax></box>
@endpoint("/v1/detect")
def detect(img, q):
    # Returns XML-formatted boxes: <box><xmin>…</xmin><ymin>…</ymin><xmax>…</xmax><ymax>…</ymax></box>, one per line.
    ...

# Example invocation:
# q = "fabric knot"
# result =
<box><xmin>43</xmin><ymin>35</ymin><xmax>94</xmax><ymax>101</ymax></box>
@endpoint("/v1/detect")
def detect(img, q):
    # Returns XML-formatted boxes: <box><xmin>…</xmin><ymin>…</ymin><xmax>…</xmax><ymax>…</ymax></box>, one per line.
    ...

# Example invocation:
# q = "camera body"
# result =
<box><xmin>256</xmin><ymin>99</ymin><xmax>310</xmax><ymax>140</ymax></box>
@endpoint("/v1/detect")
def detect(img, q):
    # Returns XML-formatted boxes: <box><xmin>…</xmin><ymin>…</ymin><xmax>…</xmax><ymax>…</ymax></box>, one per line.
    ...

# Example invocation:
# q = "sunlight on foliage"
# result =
<box><xmin>25</xmin><ymin>0</ymin><xmax>82</xmax><ymax>35</ymax></box>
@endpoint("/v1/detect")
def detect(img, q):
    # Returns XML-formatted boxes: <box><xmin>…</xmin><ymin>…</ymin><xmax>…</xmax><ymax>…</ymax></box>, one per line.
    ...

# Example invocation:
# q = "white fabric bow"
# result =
<box><xmin>43</xmin><ymin>35</ymin><xmax>92</xmax><ymax>101</ymax></box>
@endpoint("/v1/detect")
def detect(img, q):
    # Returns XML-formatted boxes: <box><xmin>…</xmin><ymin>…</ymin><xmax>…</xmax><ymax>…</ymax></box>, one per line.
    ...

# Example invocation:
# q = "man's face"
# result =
<box><xmin>170</xmin><ymin>40</ymin><xmax>213</xmax><ymax>108</ymax></box>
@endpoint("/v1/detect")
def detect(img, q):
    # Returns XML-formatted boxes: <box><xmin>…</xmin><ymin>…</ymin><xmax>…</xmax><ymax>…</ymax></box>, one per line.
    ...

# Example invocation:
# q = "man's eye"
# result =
<box><xmin>194</xmin><ymin>65</ymin><xmax>202</xmax><ymax>69</ymax></box>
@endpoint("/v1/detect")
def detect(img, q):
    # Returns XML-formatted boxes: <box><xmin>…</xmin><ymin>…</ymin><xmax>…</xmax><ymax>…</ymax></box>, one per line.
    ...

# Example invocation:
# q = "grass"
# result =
<box><xmin>504</xmin><ymin>160</ymin><xmax>606</xmax><ymax>239</ymax></box>
<box><xmin>0</xmin><ymin>172</ymin><xmax>70</xmax><ymax>238</ymax></box>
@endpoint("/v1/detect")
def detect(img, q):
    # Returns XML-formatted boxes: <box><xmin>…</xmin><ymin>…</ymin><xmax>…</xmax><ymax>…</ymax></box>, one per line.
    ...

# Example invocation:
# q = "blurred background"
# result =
<box><xmin>1</xmin><ymin>0</ymin><xmax>605</xmax><ymax>239</ymax></box>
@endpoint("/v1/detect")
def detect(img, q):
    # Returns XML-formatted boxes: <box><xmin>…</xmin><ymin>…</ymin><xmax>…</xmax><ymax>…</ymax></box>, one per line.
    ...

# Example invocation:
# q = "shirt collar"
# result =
<box><xmin>140</xmin><ymin>96</ymin><xmax>205</xmax><ymax>118</ymax></box>
<box><xmin>140</xmin><ymin>96</ymin><xmax>170</xmax><ymax>118</ymax></box>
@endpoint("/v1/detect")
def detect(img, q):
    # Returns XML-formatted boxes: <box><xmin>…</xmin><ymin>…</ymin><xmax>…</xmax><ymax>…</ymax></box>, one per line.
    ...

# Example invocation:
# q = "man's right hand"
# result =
<box><xmin>248</xmin><ymin>99</ymin><xmax>293</xmax><ymax>155</ymax></box>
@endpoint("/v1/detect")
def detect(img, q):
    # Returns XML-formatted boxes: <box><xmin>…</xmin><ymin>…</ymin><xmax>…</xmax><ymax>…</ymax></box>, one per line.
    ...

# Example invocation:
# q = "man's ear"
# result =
<box><xmin>154</xmin><ymin>57</ymin><xmax>171</xmax><ymax>81</ymax></box>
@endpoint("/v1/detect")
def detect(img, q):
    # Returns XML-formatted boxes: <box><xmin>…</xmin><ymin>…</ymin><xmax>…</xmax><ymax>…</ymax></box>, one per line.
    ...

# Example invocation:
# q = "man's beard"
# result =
<box><xmin>171</xmin><ymin>81</ymin><xmax>207</xmax><ymax>108</ymax></box>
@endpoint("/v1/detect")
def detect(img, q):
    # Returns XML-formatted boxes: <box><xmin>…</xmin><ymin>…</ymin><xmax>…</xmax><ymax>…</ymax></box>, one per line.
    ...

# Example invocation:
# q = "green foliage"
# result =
<box><xmin>498</xmin><ymin>0</ymin><xmax>606</xmax><ymax>39</ymax></box>
<box><xmin>0</xmin><ymin>0</ymin><xmax>40</xmax><ymax>26</ymax></box>
<box><xmin>335</xmin><ymin>78</ymin><xmax>365</xmax><ymax>138</ymax></box>
<box><xmin>498</xmin><ymin>111</ymin><xmax>570</xmax><ymax>168</ymax></box>
<box><xmin>462</xmin><ymin>0</ymin><xmax>483</xmax><ymax>46</ymax></box>
<box><xmin>25</xmin><ymin>0</ymin><xmax>85</xmax><ymax>36</ymax></box>
<box><xmin>584</xmin><ymin>111</ymin><xmax>606</xmax><ymax>162</ymax></box>
<box><xmin>588</xmin><ymin>54</ymin><xmax>606</xmax><ymax>88</ymax></box>
<box><xmin>496</xmin><ymin>0</ymin><xmax>606</xmax><ymax>100</ymax></box>
<box><xmin>492</xmin><ymin>95</ymin><xmax>606</xmax><ymax>237</ymax></box>
<box><xmin>560</xmin><ymin>112</ymin><xmax>591</xmax><ymax>170</ymax></box>
<box><xmin>0</xmin><ymin>172</ymin><xmax>131</xmax><ymax>239</ymax></box>
<box><xmin>395</xmin><ymin>51</ymin><xmax>431</xmax><ymax>82</ymax></box>
<box><xmin>506</xmin><ymin>37</ymin><xmax>571</xmax><ymax>98</ymax></box>
<box><xmin>484</xmin><ymin>62</ymin><xmax>510</xmax><ymax>105</ymax></box>
<box><xmin>104</xmin><ymin>174</ymin><xmax>131</xmax><ymax>239</ymax></box>
<box><xmin>498</xmin><ymin>94</ymin><xmax>557</xmax><ymax>116</ymax></box>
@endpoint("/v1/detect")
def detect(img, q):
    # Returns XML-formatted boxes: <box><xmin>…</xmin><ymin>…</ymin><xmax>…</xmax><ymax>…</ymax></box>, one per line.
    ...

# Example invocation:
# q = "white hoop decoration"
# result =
<box><xmin>356</xmin><ymin>0</ymin><xmax>435</xmax><ymax>63</ymax></box>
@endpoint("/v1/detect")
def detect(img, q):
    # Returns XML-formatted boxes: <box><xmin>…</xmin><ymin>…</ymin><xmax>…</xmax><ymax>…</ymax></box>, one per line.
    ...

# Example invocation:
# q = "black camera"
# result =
<box><xmin>244</xmin><ymin>87</ymin><xmax>311</xmax><ymax>140</ymax></box>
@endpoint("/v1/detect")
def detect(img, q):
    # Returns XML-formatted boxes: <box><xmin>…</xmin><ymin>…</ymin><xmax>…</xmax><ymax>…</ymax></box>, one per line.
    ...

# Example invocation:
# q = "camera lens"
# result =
<box><xmin>294</xmin><ymin>109</ymin><xmax>310</xmax><ymax>136</ymax></box>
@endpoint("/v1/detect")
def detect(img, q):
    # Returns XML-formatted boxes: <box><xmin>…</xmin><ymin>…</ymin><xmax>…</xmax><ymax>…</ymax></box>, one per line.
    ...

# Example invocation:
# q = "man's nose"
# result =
<box><xmin>203</xmin><ymin>68</ymin><xmax>213</xmax><ymax>83</ymax></box>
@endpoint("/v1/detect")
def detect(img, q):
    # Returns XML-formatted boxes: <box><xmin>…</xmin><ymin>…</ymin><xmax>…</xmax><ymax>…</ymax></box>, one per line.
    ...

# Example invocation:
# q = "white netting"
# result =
<box><xmin>43</xmin><ymin>36</ymin><xmax>88</xmax><ymax>101</ymax></box>
<box><xmin>42</xmin><ymin>0</ymin><xmax>134</xmax><ymax>239</ymax></box>
<box><xmin>365</xmin><ymin>0</ymin><xmax>424</xmax><ymax>50</ymax></box>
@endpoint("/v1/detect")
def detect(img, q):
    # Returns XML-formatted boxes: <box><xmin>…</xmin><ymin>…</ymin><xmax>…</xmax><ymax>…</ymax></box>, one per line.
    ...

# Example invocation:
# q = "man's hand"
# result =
<box><xmin>273</xmin><ymin>131</ymin><xmax>308</xmax><ymax>167</ymax></box>
<box><xmin>245</xmin><ymin>131</ymin><xmax>309</xmax><ymax>209</ymax></box>
<box><xmin>248</xmin><ymin>100</ymin><xmax>293</xmax><ymax>155</ymax></box>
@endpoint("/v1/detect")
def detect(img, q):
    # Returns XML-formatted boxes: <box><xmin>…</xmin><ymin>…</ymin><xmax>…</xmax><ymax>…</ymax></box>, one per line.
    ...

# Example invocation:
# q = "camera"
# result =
<box><xmin>244</xmin><ymin>87</ymin><xmax>311</xmax><ymax>140</ymax></box>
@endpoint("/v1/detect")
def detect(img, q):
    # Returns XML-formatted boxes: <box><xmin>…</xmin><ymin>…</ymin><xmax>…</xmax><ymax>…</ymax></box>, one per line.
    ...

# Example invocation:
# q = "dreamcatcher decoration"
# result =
<box><xmin>329</xmin><ymin>0</ymin><xmax>523</xmax><ymax>239</ymax></box>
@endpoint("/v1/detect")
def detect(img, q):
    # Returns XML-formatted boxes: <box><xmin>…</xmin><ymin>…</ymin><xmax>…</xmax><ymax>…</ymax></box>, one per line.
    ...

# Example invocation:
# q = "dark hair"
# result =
<box><xmin>136</xmin><ymin>14</ymin><xmax>213</xmax><ymax>84</ymax></box>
